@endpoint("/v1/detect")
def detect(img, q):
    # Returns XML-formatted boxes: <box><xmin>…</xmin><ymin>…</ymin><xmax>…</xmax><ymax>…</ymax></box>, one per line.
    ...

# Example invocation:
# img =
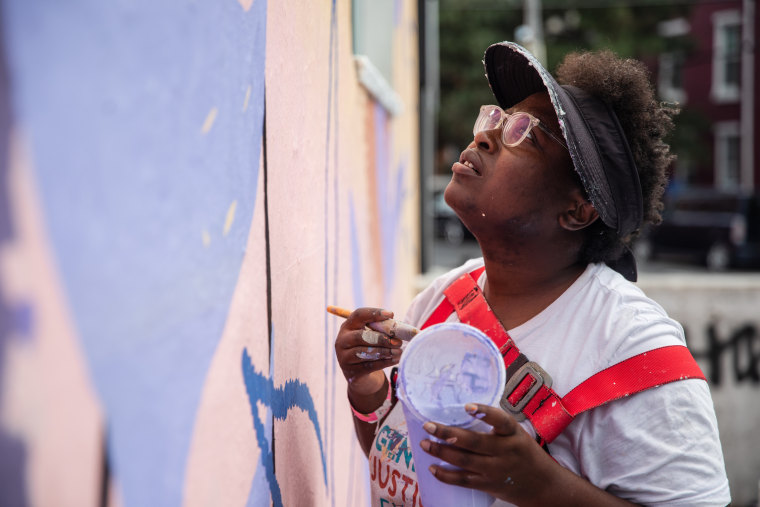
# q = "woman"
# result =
<box><xmin>334</xmin><ymin>42</ymin><xmax>730</xmax><ymax>506</ymax></box>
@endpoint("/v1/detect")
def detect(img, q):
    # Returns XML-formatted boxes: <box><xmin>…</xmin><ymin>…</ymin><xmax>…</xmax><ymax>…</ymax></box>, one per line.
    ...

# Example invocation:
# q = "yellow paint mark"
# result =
<box><xmin>238</xmin><ymin>0</ymin><xmax>254</xmax><ymax>11</ymax></box>
<box><xmin>223</xmin><ymin>200</ymin><xmax>237</xmax><ymax>236</ymax></box>
<box><xmin>201</xmin><ymin>107</ymin><xmax>218</xmax><ymax>134</ymax></box>
<box><xmin>202</xmin><ymin>229</ymin><xmax>211</xmax><ymax>247</ymax></box>
<box><xmin>242</xmin><ymin>85</ymin><xmax>251</xmax><ymax>112</ymax></box>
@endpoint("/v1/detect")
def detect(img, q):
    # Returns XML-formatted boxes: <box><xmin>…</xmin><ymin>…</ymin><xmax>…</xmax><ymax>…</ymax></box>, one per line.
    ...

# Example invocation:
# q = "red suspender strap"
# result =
<box><xmin>424</xmin><ymin>268</ymin><xmax>707</xmax><ymax>445</ymax></box>
<box><xmin>420</xmin><ymin>297</ymin><xmax>454</xmax><ymax>330</ymax></box>
<box><xmin>562</xmin><ymin>345</ymin><xmax>706</xmax><ymax>415</ymax></box>
<box><xmin>420</xmin><ymin>267</ymin><xmax>485</xmax><ymax>329</ymax></box>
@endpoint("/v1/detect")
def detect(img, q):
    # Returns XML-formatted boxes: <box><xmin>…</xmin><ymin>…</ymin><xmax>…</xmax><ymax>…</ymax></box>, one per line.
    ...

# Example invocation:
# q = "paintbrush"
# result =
<box><xmin>326</xmin><ymin>305</ymin><xmax>419</xmax><ymax>341</ymax></box>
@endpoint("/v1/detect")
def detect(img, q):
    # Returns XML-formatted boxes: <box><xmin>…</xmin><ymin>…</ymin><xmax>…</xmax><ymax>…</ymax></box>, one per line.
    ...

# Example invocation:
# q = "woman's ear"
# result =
<box><xmin>559</xmin><ymin>191</ymin><xmax>599</xmax><ymax>231</ymax></box>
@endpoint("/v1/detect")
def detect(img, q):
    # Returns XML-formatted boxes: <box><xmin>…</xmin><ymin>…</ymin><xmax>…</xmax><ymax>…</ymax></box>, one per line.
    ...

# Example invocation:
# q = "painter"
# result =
<box><xmin>332</xmin><ymin>41</ymin><xmax>730</xmax><ymax>506</ymax></box>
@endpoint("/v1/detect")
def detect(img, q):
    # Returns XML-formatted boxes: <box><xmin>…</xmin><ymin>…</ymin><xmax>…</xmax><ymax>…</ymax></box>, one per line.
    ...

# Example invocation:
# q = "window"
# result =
<box><xmin>711</xmin><ymin>10</ymin><xmax>742</xmax><ymax>103</ymax></box>
<box><xmin>658</xmin><ymin>52</ymin><xmax>686</xmax><ymax>103</ymax></box>
<box><xmin>352</xmin><ymin>0</ymin><xmax>403</xmax><ymax>115</ymax></box>
<box><xmin>657</xmin><ymin>18</ymin><xmax>689</xmax><ymax>103</ymax></box>
<box><xmin>714</xmin><ymin>121</ymin><xmax>741</xmax><ymax>190</ymax></box>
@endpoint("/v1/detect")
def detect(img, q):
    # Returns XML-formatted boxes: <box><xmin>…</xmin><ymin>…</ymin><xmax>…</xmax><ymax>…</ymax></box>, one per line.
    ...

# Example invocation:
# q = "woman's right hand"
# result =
<box><xmin>334</xmin><ymin>307</ymin><xmax>403</xmax><ymax>397</ymax></box>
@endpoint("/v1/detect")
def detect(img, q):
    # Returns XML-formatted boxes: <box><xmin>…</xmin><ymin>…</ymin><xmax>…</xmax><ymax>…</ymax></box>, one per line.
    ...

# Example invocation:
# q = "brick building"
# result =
<box><xmin>657</xmin><ymin>0</ymin><xmax>758</xmax><ymax>192</ymax></box>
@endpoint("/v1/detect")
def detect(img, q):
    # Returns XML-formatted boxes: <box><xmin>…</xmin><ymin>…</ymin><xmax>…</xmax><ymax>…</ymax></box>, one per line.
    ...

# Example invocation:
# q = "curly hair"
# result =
<box><xmin>554</xmin><ymin>50</ymin><xmax>678</xmax><ymax>264</ymax></box>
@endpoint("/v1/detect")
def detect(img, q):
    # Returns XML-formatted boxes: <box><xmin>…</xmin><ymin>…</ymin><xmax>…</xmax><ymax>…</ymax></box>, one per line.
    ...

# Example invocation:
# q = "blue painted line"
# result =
<box><xmin>242</xmin><ymin>347</ymin><xmax>327</xmax><ymax>507</ymax></box>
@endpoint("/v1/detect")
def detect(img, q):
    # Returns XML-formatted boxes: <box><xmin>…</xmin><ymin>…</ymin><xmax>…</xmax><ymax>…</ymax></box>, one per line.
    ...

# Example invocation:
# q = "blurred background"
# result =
<box><xmin>0</xmin><ymin>0</ymin><xmax>758</xmax><ymax>506</ymax></box>
<box><xmin>424</xmin><ymin>0</ymin><xmax>760</xmax><ymax>277</ymax></box>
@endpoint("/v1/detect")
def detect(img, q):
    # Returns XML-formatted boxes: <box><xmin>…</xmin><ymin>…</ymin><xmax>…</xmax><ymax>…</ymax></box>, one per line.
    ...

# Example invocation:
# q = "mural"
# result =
<box><xmin>0</xmin><ymin>0</ymin><xmax>420</xmax><ymax>506</ymax></box>
<box><xmin>2</xmin><ymin>1</ymin><xmax>758</xmax><ymax>505</ymax></box>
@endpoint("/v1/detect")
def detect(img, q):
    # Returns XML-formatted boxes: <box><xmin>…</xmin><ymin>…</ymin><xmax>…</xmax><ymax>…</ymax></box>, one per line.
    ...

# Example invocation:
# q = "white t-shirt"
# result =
<box><xmin>369</xmin><ymin>259</ymin><xmax>730</xmax><ymax>506</ymax></box>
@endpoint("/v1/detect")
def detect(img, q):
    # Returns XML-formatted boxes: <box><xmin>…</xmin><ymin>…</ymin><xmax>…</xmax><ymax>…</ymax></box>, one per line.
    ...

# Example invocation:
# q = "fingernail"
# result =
<box><xmin>381</xmin><ymin>310</ymin><xmax>393</xmax><ymax>318</ymax></box>
<box><xmin>419</xmin><ymin>440</ymin><xmax>431</xmax><ymax>452</ymax></box>
<box><xmin>390</xmin><ymin>338</ymin><xmax>403</xmax><ymax>346</ymax></box>
<box><xmin>423</xmin><ymin>422</ymin><xmax>436</xmax><ymax>434</ymax></box>
<box><xmin>428</xmin><ymin>465</ymin><xmax>437</xmax><ymax>477</ymax></box>
<box><xmin>391</xmin><ymin>348</ymin><xmax>402</xmax><ymax>357</ymax></box>
<box><xmin>445</xmin><ymin>436</ymin><xmax>457</xmax><ymax>444</ymax></box>
<box><xmin>464</xmin><ymin>403</ymin><xmax>478</xmax><ymax>414</ymax></box>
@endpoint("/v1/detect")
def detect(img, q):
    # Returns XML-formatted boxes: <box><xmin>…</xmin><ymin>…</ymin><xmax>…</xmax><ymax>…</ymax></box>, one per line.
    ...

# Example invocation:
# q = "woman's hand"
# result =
<box><xmin>419</xmin><ymin>403</ymin><xmax>639</xmax><ymax>507</ymax></box>
<box><xmin>335</xmin><ymin>307</ymin><xmax>404</xmax><ymax>456</ymax></box>
<box><xmin>418</xmin><ymin>403</ymin><xmax>554</xmax><ymax>505</ymax></box>
<box><xmin>334</xmin><ymin>307</ymin><xmax>403</xmax><ymax>400</ymax></box>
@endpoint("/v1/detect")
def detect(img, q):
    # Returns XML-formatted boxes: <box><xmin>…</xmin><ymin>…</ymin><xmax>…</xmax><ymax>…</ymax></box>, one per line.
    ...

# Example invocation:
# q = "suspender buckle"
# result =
<box><xmin>500</xmin><ymin>361</ymin><xmax>553</xmax><ymax>421</ymax></box>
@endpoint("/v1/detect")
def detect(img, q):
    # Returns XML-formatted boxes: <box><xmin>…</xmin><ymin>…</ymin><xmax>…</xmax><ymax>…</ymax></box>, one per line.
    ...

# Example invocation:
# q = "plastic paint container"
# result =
<box><xmin>397</xmin><ymin>322</ymin><xmax>506</xmax><ymax>507</ymax></box>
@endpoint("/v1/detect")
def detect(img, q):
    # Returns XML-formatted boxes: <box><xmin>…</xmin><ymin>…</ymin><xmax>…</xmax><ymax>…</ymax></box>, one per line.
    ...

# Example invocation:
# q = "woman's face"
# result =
<box><xmin>443</xmin><ymin>91</ymin><xmax>580</xmax><ymax>247</ymax></box>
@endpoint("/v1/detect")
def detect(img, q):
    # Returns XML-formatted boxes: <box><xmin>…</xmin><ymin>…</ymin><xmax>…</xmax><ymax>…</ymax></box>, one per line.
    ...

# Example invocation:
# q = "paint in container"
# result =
<box><xmin>396</xmin><ymin>322</ymin><xmax>506</xmax><ymax>507</ymax></box>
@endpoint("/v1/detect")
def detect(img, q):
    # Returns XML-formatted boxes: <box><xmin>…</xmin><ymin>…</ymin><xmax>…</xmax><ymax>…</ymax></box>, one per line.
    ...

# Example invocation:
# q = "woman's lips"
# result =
<box><xmin>452</xmin><ymin>158</ymin><xmax>481</xmax><ymax>176</ymax></box>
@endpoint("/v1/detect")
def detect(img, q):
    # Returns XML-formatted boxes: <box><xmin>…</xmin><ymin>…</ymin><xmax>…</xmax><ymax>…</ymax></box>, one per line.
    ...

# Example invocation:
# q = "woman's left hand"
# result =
<box><xmin>418</xmin><ymin>403</ymin><xmax>558</xmax><ymax>506</ymax></box>
<box><xmin>420</xmin><ymin>403</ymin><xmax>640</xmax><ymax>507</ymax></box>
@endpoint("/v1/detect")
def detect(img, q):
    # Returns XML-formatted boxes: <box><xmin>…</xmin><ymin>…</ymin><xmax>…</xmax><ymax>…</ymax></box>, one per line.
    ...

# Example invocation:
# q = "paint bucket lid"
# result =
<box><xmin>397</xmin><ymin>322</ymin><xmax>506</xmax><ymax>427</ymax></box>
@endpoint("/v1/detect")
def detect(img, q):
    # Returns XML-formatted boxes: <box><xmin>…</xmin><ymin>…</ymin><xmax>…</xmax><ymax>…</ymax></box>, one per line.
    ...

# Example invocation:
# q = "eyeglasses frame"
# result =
<box><xmin>474</xmin><ymin>105</ymin><xmax>568</xmax><ymax>151</ymax></box>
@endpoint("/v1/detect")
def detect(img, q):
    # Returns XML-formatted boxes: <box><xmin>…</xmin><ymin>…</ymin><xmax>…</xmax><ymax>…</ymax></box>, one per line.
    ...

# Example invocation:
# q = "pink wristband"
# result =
<box><xmin>350</xmin><ymin>381</ymin><xmax>393</xmax><ymax>424</ymax></box>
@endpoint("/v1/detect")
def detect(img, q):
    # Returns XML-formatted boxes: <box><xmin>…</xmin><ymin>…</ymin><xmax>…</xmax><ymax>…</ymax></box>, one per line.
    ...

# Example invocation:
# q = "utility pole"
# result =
<box><xmin>740</xmin><ymin>0</ymin><xmax>755</xmax><ymax>191</ymax></box>
<box><xmin>521</xmin><ymin>0</ymin><xmax>547</xmax><ymax>66</ymax></box>
<box><xmin>419</xmin><ymin>0</ymin><xmax>440</xmax><ymax>273</ymax></box>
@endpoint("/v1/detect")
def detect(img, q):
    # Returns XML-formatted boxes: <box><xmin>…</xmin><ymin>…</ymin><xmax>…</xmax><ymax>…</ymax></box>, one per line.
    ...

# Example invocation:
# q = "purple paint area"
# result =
<box><xmin>0</xmin><ymin>17</ymin><xmax>29</xmax><ymax>506</ymax></box>
<box><xmin>10</xmin><ymin>304</ymin><xmax>33</xmax><ymax>340</ymax></box>
<box><xmin>395</xmin><ymin>0</ymin><xmax>403</xmax><ymax>26</ymax></box>
<box><xmin>1</xmin><ymin>1</ymin><xmax>267</xmax><ymax>505</ymax></box>
<box><xmin>373</xmin><ymin>103</ymin><xmax>408</xmax><ymax>300</ymax></box>
<box><xmin>349</xmin><ymin>195</ymin><xmax>365</xmax><ymax>309</ymax></box>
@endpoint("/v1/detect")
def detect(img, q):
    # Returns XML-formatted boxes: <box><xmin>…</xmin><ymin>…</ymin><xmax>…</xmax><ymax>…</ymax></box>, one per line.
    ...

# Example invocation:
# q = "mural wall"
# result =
<box><xmin>0</xmin><ymin>1</ymin><xmax>420</xmax><ymax>506</ymax></box>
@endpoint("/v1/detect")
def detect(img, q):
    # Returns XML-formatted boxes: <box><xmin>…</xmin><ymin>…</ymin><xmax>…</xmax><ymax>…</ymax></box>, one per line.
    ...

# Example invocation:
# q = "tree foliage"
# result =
<box><xmin>436</xmin><ymin>0</ymin><xmax>695</xmax><ymax>174</ymax></box>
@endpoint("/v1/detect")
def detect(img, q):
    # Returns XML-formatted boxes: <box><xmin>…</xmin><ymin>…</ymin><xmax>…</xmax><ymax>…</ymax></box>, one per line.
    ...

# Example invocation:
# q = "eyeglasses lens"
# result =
<box><xmin>474</xmin><ymin>107</ymin><xmax>535</xmax><ymax>147</ymax></box>
<box><xmin>474</xmin><ymin>106</ymin><xmax>503</xmax><ymax>135</ymax></box>
<box><xmin>503</xmin><ymin>113</ymin><xmax>532</xmax><ymax>146</ymax></box>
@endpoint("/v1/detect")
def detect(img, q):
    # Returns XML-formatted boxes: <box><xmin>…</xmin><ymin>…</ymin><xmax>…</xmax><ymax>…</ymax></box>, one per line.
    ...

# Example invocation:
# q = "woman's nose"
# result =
<box><xmin>473</xmin><ymin>128</ymin><xmax>500</xmax><ymax>153</ymax></box>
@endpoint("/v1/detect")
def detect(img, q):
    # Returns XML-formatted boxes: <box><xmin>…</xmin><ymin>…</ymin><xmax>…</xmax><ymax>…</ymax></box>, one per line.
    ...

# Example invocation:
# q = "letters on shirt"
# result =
<box><xmin>372</xmin><ymin>425</ymin><xmax>423</xmax><ymax>507</ymax></box>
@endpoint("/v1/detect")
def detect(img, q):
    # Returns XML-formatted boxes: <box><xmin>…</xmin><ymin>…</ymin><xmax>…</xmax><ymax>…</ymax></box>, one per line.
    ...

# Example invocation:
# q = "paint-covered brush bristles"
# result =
<box><xmin>326</xmin><ymin>305</ymin><xmax>419</xmax><ymax>341</ymax></box>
